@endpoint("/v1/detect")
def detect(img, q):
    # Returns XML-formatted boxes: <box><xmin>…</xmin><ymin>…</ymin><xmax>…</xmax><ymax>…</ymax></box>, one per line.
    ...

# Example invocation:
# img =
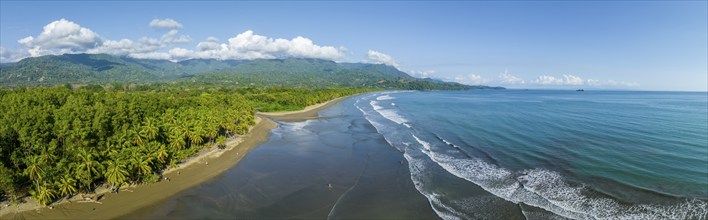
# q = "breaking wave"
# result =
<box><xmin>356</xmin><ymin>92</ymin><xmax>708</xmax><ymax>220</ymax></box>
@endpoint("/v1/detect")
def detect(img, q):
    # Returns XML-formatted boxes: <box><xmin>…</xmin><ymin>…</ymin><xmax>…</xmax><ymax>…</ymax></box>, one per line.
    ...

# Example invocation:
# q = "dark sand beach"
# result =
<box><xmin>123</xmin><ymin>95</ymin><xmax>438</xmax><ymax>219</ymax></box>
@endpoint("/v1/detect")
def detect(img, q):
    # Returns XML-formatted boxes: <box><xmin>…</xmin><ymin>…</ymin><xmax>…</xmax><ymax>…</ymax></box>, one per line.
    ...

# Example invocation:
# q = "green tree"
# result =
<box><xmin>140</xmin><ymin>117</ymin><xmax>159</xmax><ymax>141</ymax></box>
<box><xmin>56</xmin><ymin>174</ymin><xmax>77</xmax><ymax>198</ymax></box>
<box><xmin>104</xmin><ymin>160</ymin><xmax>128</xmax><ymax>191</ymax></box>
<box><xmin>130</xmin><ymin>150</ymin><xmax>152</xmax><ymax>182</ymax></box>
<box><xmin>24</xmin><ymin>155</ymin><xmax>45</xmax><ymax>194</ymax></box>
<box><xmin>31</xmin><ymin>183</ymin><xmax>55</xmax><ymax>206</ymax></box>
<box><xmin>74</xmin><ymin>148</ymin><xmax>103</xmax><ymax>191</ymax></box>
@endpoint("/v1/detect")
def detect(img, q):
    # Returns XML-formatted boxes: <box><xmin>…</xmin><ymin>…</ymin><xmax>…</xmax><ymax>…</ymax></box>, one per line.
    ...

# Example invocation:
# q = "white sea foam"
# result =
<box><xmin>356</xmin><ymin>94</ymin><xmax>708</xmax><ymax>220</ymax></box>
<box><xmin>376</xmin><ymin>95</ymin><xmax>395</xmax><ymax>100</ymax></box>
<box><xmin>370</xmin><ymin>100</ymin><xmax>408</xmax><ymax>125</ymax></box>
<box><xmin>404</xmin><ymin>153</ymin><xmax>468</xmax><ymax>220</ymax></box>
<box><xmin>285</xmin><ymin>120</ymin><xmax>312</xmax><ymax>131</ymax></box>
<box><xmin>411</xmin><ymin>134</ymin><xmax>708</xmax><ymax>220</ymax></box>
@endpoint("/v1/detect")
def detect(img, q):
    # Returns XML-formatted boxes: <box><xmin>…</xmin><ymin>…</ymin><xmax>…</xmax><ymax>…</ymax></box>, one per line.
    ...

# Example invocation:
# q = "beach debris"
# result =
<box><xmin>48</xmin><ymin>206</ymin><xmax>54</xmax><ymax>209</ymax></box>
<box><xmin>205</xmin><ymin>161</ymin><xmax>209</xmax><ymax>166</ymax></box>
<box><xmin>327</xmin><ymin>183</ymin><xmax>333</xmax><ymax>190</ymax></box>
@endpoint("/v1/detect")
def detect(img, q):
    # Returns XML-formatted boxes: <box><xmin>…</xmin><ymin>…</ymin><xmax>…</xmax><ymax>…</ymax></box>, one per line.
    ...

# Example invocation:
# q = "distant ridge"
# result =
<box><xmin>0</xmin><ymin>54</ymin><xmax>504</xmax><ymax>90</ymax></box>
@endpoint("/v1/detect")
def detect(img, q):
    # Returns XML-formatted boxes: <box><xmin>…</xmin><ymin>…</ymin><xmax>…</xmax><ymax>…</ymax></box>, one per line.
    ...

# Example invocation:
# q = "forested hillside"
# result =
<box><xmin>0</xmin><ymin>85</ymin><xmax>370</xmax><ymax>205</ymax></box>
<box><xmin>0</xmin><ymin>54</ymin><xmax>503</xmax><ymax>90</ymax></box>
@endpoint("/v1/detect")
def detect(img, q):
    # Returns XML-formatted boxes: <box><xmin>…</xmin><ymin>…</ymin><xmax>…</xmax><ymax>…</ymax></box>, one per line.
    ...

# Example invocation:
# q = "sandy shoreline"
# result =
<box><xmin>257</xmin><ymin>96</ymin><xmax>349</xmax><ymax>122</ymax></box>
<box><xmin>0</xmin><ymin>96</ymin><xmax>349</xmax><ymax>220</ymax></box>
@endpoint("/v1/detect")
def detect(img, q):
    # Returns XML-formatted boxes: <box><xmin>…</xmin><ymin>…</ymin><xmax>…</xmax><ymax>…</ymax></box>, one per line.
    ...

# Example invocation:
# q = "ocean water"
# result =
<box><xmin>128</xmin><ymin>90</ymin><xmax>708</xmax><ymax>219</ymax></box>
<box><xmin>357</xmin><ymin>90</ymin><xmax>708</xmax><ymax>219</ymax></box>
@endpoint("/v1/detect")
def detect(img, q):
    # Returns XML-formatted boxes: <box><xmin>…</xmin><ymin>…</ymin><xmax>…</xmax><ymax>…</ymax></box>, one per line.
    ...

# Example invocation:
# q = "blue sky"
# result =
<box><xmin>1</xmin><ymin>1</ymin><xmax>706</xmax><ymax>91</ymax></box>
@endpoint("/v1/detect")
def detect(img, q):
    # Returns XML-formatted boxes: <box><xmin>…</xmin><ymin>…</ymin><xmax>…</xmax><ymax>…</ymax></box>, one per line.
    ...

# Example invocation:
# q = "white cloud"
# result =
<box><xmin>606</xmin><ymin>80</ymin><xmax>639</xmax><ymax>87</ymax></box>
<box><xmin>534</xmin><ymin>74</ymin><xmax>600</xmax><ymax>86</ymax></box>
<box><xmin>530</xmin><ymin>74</ymin><xmax>638</xmax><ymax>87</ymax></box>
<box><xmin>167</xmin><ymin>47</ymin><xmax>193</xmax><ymax>60</ymax></box>
<box><xmin>149</xmin><ymin>18</ymin><xmax>183</xmax><ymax>30</ymax></box>
<box><xmin>453</xmin><ymin>73</ymin><xmax>487</xmax><ymax>85</ymax></box>
<box><xmin>563</xmin><ymin>74</ymin><xmax>584</xmax><ymax>85</ymax></box>
<box><xmin>167</xmin><ymin>30</ymin><xmax>345</xmax><ymax>61</ymax></box>
<box><xmin>197</xmin><ymin>41</ymin><xmax>221</xmax><ymax>51</ymax></box>
<box><xmin>160</xmin><ymin>29</ymin><xmax>191</xmax><ymax>44</ymax></box>
<box><xmin>0</xmin><ymin>47</ymin><xmax>30</xmax><ymax>63</ymax></box>
<box><xmin>587</xmin><ymin>78</ymin><xmax>601</xmax><ymax>86</ymax></box>
<box><xmin>128</xmin><ymin>52</ymin><xmax>171</xmax><ymax>60</ymax></box>
<box><xmin>408</xmin><ymin>70</ymin><xmax>435</xmax><ymax>78</ymax></box>
<box><xmin>17</xmin><ymin>18</ymin><xmax>102</xmax><ymax>57</ymax></box>
<box><xmin>367</xmin><ymin>50</ymin><xmax>399</xmax><ymax>68</ymax></box>
<box><xmin>534</xmin><ymin>75</ymin><xmax>565</xmax><ymax>85</ymax></box>
<box><xmin>219</xmin><ymin>30</ymin><xmax>345</xmax><ymax>60</ymax></box>
<box><xmin>86</xmin><ymin>39</ymin><xmax>134</xmax><ymax>55</ymax></box>
<box><xmin>498</xmin><ymin>73</ymin><xmax>526</xmax><ymax>84</ymax></box>
<box><xmin>9</xmin><ymin>19</ymin><xmax>347</xmax><ymax>62</ymax></box>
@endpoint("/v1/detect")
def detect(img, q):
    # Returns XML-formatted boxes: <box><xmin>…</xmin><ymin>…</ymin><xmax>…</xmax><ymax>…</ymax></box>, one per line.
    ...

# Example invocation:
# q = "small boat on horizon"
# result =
<box><xmin>576</xmin><ymin>89</ymin><xmax>585</xmax><ymax>92</ymax></box>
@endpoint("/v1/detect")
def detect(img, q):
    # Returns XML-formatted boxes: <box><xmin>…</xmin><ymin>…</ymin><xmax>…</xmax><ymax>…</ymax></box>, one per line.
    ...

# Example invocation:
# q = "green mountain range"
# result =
<box><xmin>0</xmin><ymin>54</ymin><xmax>503</xmax><ymax>90</ymax></box>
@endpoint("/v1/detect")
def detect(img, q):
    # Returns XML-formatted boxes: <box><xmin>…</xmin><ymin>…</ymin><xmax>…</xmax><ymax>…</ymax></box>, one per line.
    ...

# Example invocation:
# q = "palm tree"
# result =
<box><xmin>31</xmin><ymin>183</ymin><xmax>55</xmax><ymax>206</ymax></box>
<box><xmin>168</xmin><ymin>125</ymin><xmax>187</xmax><ymax>150</ymax></box>
<box><xmin>205</xmin><ymin>114</ymin><xmax>219</xmax><ymax>144</ymax></box>
<box><xmin>152</xmin><ymin>143</ymin><xmax>169</xmax><ymax>164</ymax></box>
<box><xmin>128</xmin><ymin>128</ymin><xmax>144</xmax><ymax>146</ymax></box>
<box><xmin>187</xmin><ymin>121</ymin><xmax>204</xmax><ymax>146</ymax></box>
<box><xmin>216</xmin><ymin>136</ymin><xmax>227</xmax><ymax>149</ymax></box>
<box><xmin>101</xmin><ymin>141</ymin><xmax>119</xmax><ymax>158</ymax></box>
<box><xmin>24</xmin><ymin>155</ymin><xmax>45</xmax><ymax>194</ymax></box>
<box><xmin>130</xmin><ymin>151</ymin><xmax>152</xmax><ymax>183</ymax></box>
<box><xmin>104</xmin><ymin>160</ymin><xmax>128</xmax><ymax>192</ymax></box>
<box><xmin>56</xmin><ymin>174</ymin><xmax>77</xmax><ymax>198</ymax></box>
<box><xmin>74</xmin><ymin>148</ymin><xmax>103</xmax><ymax>191</ymax></box>
<box><xmin>140</xmin><ymin>117</ymin><xmax>159</xmax><ymax>141</ymax></box>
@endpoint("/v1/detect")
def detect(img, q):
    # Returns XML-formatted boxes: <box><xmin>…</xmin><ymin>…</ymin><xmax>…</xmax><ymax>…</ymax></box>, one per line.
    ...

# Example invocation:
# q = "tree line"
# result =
<box><xmin>0</xmin><ymin>84</ymin><xmax>370</xmax><ymax>205</ymax></box>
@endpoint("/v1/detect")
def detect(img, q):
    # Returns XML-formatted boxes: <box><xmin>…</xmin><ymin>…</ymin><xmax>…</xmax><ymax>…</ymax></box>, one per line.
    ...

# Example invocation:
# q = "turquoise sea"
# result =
<box><xmin>129</xmin><ymin>90</ymin><xmax>708</xmax><ymax>219</ymax></box>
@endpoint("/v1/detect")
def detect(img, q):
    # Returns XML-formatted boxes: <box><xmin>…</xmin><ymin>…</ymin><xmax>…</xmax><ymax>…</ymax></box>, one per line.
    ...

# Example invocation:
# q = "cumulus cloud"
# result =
<box><xmin>534</xmin><ymin>74</ymin><xmax>586</xmax><ymax>85</ymax></box>
<box><xmin>408</xmin><ymin>70</ymin><xmax>435</xmax><ymax>78</ymax></box>
<box><xmin>128</xmin><ymin>52</ymin><xmax>171</xmax><ymax>60</ymax></box>
<box><xmin>562</xmin><ymin>74</ymin><xmax>584</xmax><ymax>85</ymax></box>
<box><xmin>435</xmin><ymin>70</ymin><xmax>639</xmax><ymax>88</ymax></box>
<box><xmin>160</xmin><ymin>29</ymin><xmax>191</xmax><ymax>44</ymax></box>
<box><xmin>0</xmin><ymin>47</ymin><xmax>30</xmax><ymax>63</ymax></box>
<box><xmin>8</xmin><ymin>19</ymin><xmax>345</xmax><ymax>62</ymax></box>
<box><xmin>149</xmin><ymin>18</ymin><xmax>183</xmax><ymax>30</ymax></box>
<box><xmin>367</xmin><ymin>50</ymin><xmax>399</xmax><ymax>68</ymax></box>
<box><xmin>179</xmin><ymin>30</ymin><xmax>345</xmax><ymax>60</ymax></box>
<box><xmin>17</xmin><ymin>19</ymin><xmax>102</xmax><ymax>57</ymax></box>
<box><xmin>498</xmin><ymin>73</ymin><xmax>526</xmax><ymax>84</ymax></box>
<box><xmin>534</xmin><ymin>75</ymin><xmax>565</xmax><ymax>85</ymax></box>
<box><xmin>453</xmin><ymin>73</ymin><xmax>487</xmax><ymax>85</ymax></box>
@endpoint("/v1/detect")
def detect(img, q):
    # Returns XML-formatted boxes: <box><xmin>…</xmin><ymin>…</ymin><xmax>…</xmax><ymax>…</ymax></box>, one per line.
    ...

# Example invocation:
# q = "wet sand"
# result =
<box><xmin>0</xmin><ymin>97</ymin><xmax>348</xmax><ymax>220</ymax></box>
<box><xmin>124</xmin><ymin>95</ymin><xmax>438</xmax><ymax>219</ymax></box>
